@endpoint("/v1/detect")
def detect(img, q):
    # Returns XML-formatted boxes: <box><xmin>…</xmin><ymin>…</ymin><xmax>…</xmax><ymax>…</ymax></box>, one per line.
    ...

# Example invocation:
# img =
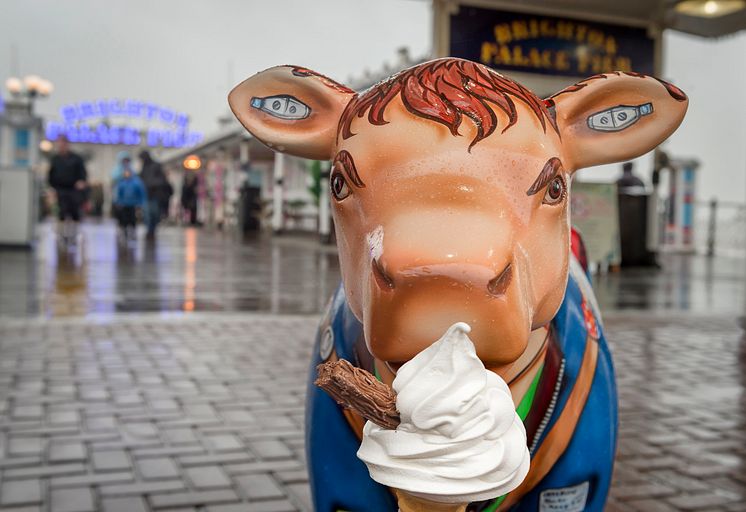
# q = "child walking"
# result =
<box><xmin>114</xmin><ymin>167</ymin><xmax>147</xmax><ymax>241</ymax></box>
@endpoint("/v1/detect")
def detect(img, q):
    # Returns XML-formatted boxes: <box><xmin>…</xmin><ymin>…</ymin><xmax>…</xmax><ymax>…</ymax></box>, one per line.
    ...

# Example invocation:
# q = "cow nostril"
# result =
<box><xmin>372</xmin><ymin>258</ymin><xmax>395</xmax><ymax>291</ymax></box>
<box><xmin>487</xmin><ymin>263</ymin><xmax>513</xmax><ymax>297</ymax></box>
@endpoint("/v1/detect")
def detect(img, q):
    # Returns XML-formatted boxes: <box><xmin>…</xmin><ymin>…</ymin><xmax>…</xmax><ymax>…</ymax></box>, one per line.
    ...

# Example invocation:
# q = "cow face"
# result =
<box><xmin>229</xmin><ymin>59</ymin><xmax>687</xmax><ymax>377</ymax></box>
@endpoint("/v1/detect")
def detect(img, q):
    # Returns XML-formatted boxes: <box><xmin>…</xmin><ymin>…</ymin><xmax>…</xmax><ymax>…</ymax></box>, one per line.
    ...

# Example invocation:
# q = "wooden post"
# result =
<box><xmin>706</xmin><ymin>198</ymin><xmax>717</xmax><ymax>258</ymax></box>
<box><xmin>318</xmin><ymin>162</ymin><xmax>332</xmax><ymax>244</ymax></box>
<box><xmin>272</xmin><ymin>152</ymin><xmax>285</xmax><ymax>233</ymax></box>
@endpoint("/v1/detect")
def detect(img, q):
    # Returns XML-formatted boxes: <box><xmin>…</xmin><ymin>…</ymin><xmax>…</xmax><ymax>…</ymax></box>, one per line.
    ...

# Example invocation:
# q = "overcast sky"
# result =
<box><xmin>1</xmin><ymin>0</ymin><xmax>745</xmax><ymax>203</ymax></box>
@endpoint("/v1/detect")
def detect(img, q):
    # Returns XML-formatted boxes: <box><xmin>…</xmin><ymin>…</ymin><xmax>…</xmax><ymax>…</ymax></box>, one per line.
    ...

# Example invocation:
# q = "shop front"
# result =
<box><xmin>159</xmin><ymin>124</ymin><xmax>324</xmax><ymax>235</ymax></box>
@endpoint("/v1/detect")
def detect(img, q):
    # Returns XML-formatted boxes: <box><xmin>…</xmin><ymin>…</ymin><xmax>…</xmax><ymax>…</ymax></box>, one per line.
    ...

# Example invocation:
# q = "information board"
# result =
<box><xmin>570</xmin><ymin>181</ymin><xmax>621</xmax><ymax>266</ymax></box>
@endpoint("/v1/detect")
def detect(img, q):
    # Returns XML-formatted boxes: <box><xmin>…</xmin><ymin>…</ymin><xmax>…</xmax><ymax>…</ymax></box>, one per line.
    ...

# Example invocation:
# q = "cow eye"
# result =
<box><xmin>250</xmin><ymin>95</ymin><xmax>310</xmax><ymax>120</ymax></box>
<box><xmin>587</xmin><ymin>102</ymin><xmax>653</xmax><ymax>132</ymax></box>
<box><xmin>331</xmin><ymin>173</ymin><xmax>350</xmax><ymax>201</ymax></box>
<box><xmin>543</xmin><ymin>176</ymin><xmax>566</xmax><ymax>205</ymax></box>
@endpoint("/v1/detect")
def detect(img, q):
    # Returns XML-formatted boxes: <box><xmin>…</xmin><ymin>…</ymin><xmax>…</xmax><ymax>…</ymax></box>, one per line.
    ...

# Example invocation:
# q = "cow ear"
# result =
<box><xmin>549</xmin><ymin>73</ymin><xmax>688</xmax><ymax>172</ymax></box>
<box><xmin>228</xmin><ymin>66</ymin><xmax>356</xmax><ymax>160</ymax></box>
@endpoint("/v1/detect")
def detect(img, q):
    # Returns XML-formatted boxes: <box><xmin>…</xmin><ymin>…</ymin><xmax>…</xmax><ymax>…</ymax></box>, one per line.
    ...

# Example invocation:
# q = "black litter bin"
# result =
<box><xmin>239</xmin><ymin>184</ymin><xmax>261</xmax><ymax>234</ymax></box>
<box><xmin>617</xmin><ymin>191</ymin><xmax>657</xmax><ymax>267</ymax></box>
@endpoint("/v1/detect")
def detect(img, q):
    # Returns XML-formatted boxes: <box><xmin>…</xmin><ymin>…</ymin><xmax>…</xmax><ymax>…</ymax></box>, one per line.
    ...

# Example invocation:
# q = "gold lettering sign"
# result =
<box><xmin>480</xmin><ymin>16</ymin><xmax>640</xmax><ymax>75</ymax></box>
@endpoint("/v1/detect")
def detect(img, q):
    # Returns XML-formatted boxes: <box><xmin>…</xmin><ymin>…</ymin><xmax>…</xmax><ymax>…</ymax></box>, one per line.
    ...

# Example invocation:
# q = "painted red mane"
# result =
<box><xmin>339</xmin><ymin>58</ymin><xmax>559</xmax><ymax>149</ymax></box>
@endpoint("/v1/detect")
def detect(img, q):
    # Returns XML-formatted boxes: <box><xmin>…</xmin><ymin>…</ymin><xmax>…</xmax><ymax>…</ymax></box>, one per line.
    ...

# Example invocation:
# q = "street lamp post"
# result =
<box><xmin>0</xmin><ymin>74</ymin><xmax>53</xmax><ymax>246</ymax></box>
<box><xmin>5</xmin><ymin>75</ymin><xmax>54</xmax><ymax>107</ymax></box>
<box><xmin>1</xmin><ymin>74</ymin><xmax>54</xmax><ymax>167</ymax></box>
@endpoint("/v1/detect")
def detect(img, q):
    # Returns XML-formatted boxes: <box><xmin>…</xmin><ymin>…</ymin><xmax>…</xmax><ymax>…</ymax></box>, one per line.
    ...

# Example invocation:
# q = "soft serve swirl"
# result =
<box><xmin>357</xmin><ymin>322</ymin><xmax>530</xmax><ymax>504</ymax></box>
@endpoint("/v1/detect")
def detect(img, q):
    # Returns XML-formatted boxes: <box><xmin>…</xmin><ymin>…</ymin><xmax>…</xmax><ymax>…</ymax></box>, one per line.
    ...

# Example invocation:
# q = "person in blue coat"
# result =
<box><xmin>111</xmin><ymin>150</ymin><xmax>132</xmax><ymax>185</ymax></box>
<box><xmin>113</xmin><ymin>165</ymin><xmax>146</xmax><ymax>240</ymax></box>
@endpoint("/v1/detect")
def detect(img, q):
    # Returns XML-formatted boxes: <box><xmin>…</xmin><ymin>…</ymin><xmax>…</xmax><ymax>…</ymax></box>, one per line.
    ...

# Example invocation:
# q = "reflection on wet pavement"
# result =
<box><xmin>0</xmin><ymin>222</ymin><xmax>340</xmax><ymax>318</ymax></box>
<box><xmin>593</xmin><ymin>255</ymin><xmax>746</xmax><ymax>315</ymax></box>
<box><xmin>1</xmin><ymin>221</ymin><xmax>745</xmax><ymax>318</ymax></box>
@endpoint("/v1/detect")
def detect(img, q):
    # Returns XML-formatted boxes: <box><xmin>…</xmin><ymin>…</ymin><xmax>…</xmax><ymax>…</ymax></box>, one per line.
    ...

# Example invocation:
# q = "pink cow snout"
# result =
<box><xmin>361</xmin><ymin>209</ymin><xmax>527</xmax><ymax>366</ymax></box>
<box><xmin>371</xmin><ymin>208</ymin><xmax>515</xmax><ymax>295</ymax></box>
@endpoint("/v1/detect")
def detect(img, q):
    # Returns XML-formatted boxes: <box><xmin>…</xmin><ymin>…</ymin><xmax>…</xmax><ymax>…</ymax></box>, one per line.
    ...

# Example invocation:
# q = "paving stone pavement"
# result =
<box><xmin>0</xmin><ymin>313</ymin><xmax>744</xmax><ymax>511</ymax></box>
<box><xmin>605</xmin><ymin>314</ymin><xmax>746</xmax><ymax>512</ymax></box>
<box><xmin>0</xmin><ymin>315</ymin><xmax>315</xmax><ymax>512</ymax></box>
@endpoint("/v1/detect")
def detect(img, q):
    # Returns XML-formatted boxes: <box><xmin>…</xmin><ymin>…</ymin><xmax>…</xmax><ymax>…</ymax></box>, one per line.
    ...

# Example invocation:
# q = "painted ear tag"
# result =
<box><xmin>587</xmin><ymin>103</ymin><xmax>653</xmax><ymax>132</ymax></box>
<box><xmin>250</xmin><ymin>95</ymin><xmax>310</xmax><ymax>120</ymax></box>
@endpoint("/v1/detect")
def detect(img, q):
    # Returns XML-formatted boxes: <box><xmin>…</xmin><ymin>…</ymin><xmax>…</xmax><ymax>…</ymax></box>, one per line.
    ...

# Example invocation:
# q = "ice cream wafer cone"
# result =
<box><xmin>394</xmin><ymin>490</ymin><xmax>467</xmax><ymax>512</ymax></box>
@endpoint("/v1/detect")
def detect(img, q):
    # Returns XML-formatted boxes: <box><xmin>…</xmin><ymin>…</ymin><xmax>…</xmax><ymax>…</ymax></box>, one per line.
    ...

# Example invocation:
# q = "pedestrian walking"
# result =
<box><xmin>181</xmin><ymin>172</ymin><xmax>199</xmax><ymax>226</ymax></box>
<box><xmin>110</xmin><ymin>151</ymin><xmax>134</xmax><ymax>218</ymax></box>
<box><xmin>158</xmin><ymin>173</ymin><xmax>173</xmax><ymax>221</ymax></box>
<box><xmin>111</xmin><ymin>150</ymin><xmax>132</xmax><ymax>185</ymax></box>
<box><xmin>113</xmin><ymin>165</ymin><xmax>146</xmax><ymax>242</ymax></box>
<box><xmin>47</xmin><ymin>135</ymin><xmax>88</xmax><ymax>245</ymax></box>
<box><xmin>138</xmin><ymin>150</ymin><xmax>173</xmax><ymax>238</ymax></box>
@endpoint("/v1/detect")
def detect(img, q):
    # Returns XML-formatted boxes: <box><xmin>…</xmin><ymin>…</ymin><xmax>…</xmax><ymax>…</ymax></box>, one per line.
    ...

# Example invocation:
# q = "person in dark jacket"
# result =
<box><xmin>114</xmin><ymin>167</ymin><xmax>146</xmax><ymax>241</ymax></box>
<box><xmin>181</xmin><ymin>172</ymin><xmax>199</xmax><ymax>226</ymax></box>
<box><xmin>47</xmin><ymin>135</ymin><xmax>88</xmax><ymax>242</ymax></box>
<box><xmin>138</xmin><ymin>150</ymin><xmax>173</xmax><ymax>238</ymax></box>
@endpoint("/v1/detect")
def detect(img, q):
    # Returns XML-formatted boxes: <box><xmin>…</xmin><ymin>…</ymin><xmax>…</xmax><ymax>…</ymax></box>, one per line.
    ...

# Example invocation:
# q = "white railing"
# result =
<box><xmin>693</xmin><ymin>200</ymin><xmax>746</xmax><ymax>258</ymax></box>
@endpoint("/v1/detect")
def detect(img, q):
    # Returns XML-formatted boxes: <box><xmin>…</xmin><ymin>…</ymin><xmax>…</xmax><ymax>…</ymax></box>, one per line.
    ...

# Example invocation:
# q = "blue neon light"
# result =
<box><xmin>49</xmin><ymin>98</ymin><xmax>201</xmax><ymax>148</ymax></box>
<box><xmin>45</xmin><ymin>121</ymin><xmax>203</xmax><ymax>149</ymax></box>
<box><xmin>59</xmin><ymin>99</ymin><xmax>190</xmax><ymax>127</ymax></box>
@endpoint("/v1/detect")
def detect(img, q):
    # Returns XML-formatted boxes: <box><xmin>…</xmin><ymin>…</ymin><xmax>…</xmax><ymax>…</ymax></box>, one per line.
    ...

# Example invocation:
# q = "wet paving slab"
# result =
<box><xmin>0</xmin><ymin>314</ymin><xmax>744</xmax><ymax>511</ymax></box>
<box><xmin>606</xmin><ymin>314</ymin><xmax>746</xmax><ymax>511</ymax></box>
<box><xmin>0</xmin><ymin>221</ymin><xmax>745</xmax><ymax>511</ymax></box>
<box><xmin>0</xmin><ymin>315</ymin><xmax>317</xmax><ymax>512</ymax></box>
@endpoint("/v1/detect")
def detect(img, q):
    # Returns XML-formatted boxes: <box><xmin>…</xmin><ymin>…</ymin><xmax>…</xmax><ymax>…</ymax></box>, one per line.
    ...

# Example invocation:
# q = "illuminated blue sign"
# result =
<box><xmin>45</xmin><ymin>122</ymin><xmax>203</xmax><ymax>148</ymax></box>
<box><xmin>59</xmin><ymin>99</ymin><xmax>189</xmax><ymax>126</ymax></box>
<box><xmin>45</xmin><ymin>98</ymin><xmax>204</xmax><ymax>149</ymax></box>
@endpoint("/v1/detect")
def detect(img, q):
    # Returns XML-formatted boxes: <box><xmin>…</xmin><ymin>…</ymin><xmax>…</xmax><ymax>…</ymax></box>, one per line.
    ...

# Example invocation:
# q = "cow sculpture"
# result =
<box><xmin>229</xmin><ymin>58</ymin><xmax>688</xmax><ymax>511</ymax></box>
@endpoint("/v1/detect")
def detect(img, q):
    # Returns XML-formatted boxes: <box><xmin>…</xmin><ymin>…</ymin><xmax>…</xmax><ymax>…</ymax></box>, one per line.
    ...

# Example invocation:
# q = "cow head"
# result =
<box><xmin>229</xmin><ymin>59</ymin><xmax>687</xmax><ymax>378</ymax></box>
